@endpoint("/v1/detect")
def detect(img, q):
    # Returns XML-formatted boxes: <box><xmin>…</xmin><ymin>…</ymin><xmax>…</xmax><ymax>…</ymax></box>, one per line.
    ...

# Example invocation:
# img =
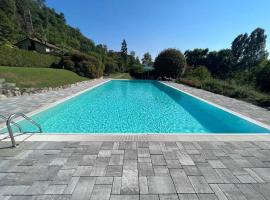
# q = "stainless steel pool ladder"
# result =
<box><xmin>0</xmin><ymin>113</ymin><xmax>42</xmax><ymax>147</ymax></box>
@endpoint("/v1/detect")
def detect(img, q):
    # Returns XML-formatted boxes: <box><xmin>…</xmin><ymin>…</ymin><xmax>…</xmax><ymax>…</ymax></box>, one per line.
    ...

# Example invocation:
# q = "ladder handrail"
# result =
<box><xmin>6</xmin><ymin>113</ymin><xmax>42</xmax><ymax>147</ymax></box>
<box><xmin>0</xmin><ymin>115</ymin><xmax>23</xmax><ymax>133</ymax></box>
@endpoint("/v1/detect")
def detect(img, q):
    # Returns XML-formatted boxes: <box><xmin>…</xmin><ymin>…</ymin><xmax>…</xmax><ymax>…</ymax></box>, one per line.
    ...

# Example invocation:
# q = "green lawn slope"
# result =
<box><xmin>0</xmin><ymin>66</ymin><xmax>88</xmax><ymax>88</ymax></box>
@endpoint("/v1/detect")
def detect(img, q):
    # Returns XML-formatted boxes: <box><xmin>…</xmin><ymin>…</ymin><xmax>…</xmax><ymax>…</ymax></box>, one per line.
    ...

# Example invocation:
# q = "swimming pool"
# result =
<box><xmin>7</xmin><ymin>80</ymin><xmax>270</xmax><ymax>134</ymax></box>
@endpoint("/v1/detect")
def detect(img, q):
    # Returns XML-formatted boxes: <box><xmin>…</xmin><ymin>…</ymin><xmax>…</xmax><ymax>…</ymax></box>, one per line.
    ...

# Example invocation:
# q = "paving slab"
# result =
<box><xmin>0</xmin><ymin>141</ymin><xmax>269</xmax><ymax>199</ymax></box>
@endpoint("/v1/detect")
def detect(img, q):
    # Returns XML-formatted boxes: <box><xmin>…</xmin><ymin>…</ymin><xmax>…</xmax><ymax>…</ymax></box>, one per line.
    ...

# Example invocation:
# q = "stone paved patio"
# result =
<box><xmin>0</xmin><ymin>141</ymin><xmax>270</xmax><ymax>199</ymax></box>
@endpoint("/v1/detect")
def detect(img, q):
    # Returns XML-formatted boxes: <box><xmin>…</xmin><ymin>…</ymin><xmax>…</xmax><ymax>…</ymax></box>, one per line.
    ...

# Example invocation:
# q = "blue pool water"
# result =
<box><xmin>15</xmin><ymin>80</ymin><xmax>270</xmax><ymax>133</ymax></box>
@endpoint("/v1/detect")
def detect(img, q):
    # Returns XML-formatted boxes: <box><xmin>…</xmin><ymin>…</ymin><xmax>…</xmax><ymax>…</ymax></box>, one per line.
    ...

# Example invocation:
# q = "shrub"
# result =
<box><xmin>59</xmin><ymin>51</ymin><xmax>104</xmax><ymax>78</ymax></box>
<box><xmin>185</xmin><ymin>66</ymin><xmax>212</xmax><ymax>80</ymax></box>
<box><xmin>0</xmin><ymin>46</ymin><xmax>60</xmax><ymax>67</ymax></box>
<box><xmin>154</xmin><ymin>48</ymin><xmax>186</xmax><ymax>78</ymax></box>
<box><xmin>256</xmin><ymin>63</ymin><xmax>270</xmax><ymax>92</ymax></box>
<box><xmin>62</xmin><ymin>59</ymin><xmax>75</xmax><ymax>71</ymax></box>
<box><xmin>177</xmin><ymin>77</ymin><xmax>270</xmax><ymax>107</ymax></box>
<box><xmin>104</xmin><ymin>57</ymin><xmax>117</xmax><ymax>74</ymax></box>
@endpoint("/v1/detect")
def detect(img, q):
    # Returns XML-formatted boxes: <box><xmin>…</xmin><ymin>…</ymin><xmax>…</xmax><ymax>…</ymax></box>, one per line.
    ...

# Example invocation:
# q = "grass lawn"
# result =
<box><xmin>107</xmin><ymin>73</ymin><xmax>132</xmax><ymax>79</ymax></box>
<box><xmin>0</xmin><ymin>66</ymin><xmax>88</xmax><ymax>88</ymax></box>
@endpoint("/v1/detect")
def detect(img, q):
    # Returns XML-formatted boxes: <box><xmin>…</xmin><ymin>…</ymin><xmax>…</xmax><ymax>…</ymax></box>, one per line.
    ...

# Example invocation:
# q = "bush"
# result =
<box><xmin>59</xmin><ymin>51</ymin><xmax>104</xmax><ymax>78</ymax></box>
<box><xmin>154</xmin><ymin>48</ymin><xmax>186</xmax><ymax>78</ymax></box>
<box><xmin>185</xmin><ymin>66</ymin><xmax>212</xmax><ymax>80</ymax></box>
<box><xmin>177</xmin><ymin>77</ymin><xmax>270</xmax><ymax>107</ymax></box>
<box><xmin>62</xmin><ymin>59</ymin><xmax>75</xmax><ymax>71</ymax></box>
<box><xmin>104</xmin><ymin>57</ymin><xmax>117</xmax><ymax>74</ymax></box>
<box><xmin>0</xmin><ymin>46</ymin><xmax>60</xmax><ymax>67</ymax></box>
<box><xmin>256</xmin><ymin>63</ymin><xmax>270</xmax><ymax>92</ymax></box>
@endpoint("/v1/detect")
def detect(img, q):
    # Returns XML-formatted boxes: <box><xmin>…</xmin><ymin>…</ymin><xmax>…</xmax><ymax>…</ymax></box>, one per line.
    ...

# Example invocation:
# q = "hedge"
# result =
<box><xmin>0</xmin><ymin>46</ymin><xmax>60</xmax><ymax>67</ymax></box>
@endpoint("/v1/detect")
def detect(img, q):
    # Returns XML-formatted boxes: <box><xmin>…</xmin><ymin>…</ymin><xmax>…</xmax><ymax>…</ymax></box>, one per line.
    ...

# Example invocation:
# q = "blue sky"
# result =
<box><xmin>46</xmin><ymin>0</ymin><xmax>270</xmax><ymax>59</ymax></box>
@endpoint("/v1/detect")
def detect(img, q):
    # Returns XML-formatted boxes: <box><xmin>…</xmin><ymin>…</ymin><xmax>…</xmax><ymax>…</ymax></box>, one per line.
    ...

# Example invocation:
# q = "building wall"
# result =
<box><xmin>17</xmin><ymin>40</ymin><xmax>51</xmax><ymax>53</ymax></box>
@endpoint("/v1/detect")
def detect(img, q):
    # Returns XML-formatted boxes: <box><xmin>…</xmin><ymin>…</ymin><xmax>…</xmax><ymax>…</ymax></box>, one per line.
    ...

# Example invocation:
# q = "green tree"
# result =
<box><xmin>206</xmin><ymin>49</ymin><xmax>233</xmax><ymax>79</ymax></box>
<box><xmin>256</xmin><ymin>62</ymin><xmax>270</xmax><ymax>92</ymax></box>
<box><xmin>231</xmin><ymin>33</ymin><xmax>248</xmax><ymax>65</ymax></box>
<box><xmin>142</xmin><ymin>52</ymin><xmax>153</xmax><ymax>66</ymax></box>
<box><xmin>244</xmin><ymin>28</ymin><xmax>268</xmax><ymax>69</ymax></box>
<box><xmin>184</xmin><ymin>48</ymin><xmax>209</xmax><ymax>67</ymax></box>
<box><xmin>120</xmin><ymin>39</ymin><xmax>128</xmax><ymax>71</ymax></box>
<box><xmin>154</xmin><ymin>48</ymin><xmax>186</xmax><ymax>78</ymax></box>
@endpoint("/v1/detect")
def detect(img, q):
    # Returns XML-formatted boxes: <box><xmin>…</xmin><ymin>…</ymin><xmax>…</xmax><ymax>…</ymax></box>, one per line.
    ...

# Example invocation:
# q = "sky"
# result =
<box><xmin>46</xmin><ymin>0</ymin><xmax>270</xmax><ymax>59</ymax></box>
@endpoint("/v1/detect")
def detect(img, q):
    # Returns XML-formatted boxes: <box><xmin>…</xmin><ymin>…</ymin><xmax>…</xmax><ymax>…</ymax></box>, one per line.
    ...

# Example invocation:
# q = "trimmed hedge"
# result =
<box><xmin>0</xmin><ymin>46</ymin><xmax>60</xmax><ymax>67</ymax></box>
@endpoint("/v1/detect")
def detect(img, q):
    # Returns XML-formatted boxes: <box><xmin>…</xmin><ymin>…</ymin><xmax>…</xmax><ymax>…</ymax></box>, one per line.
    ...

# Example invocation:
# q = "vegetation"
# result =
<box><xmin>0</xmin><ymin>0</ymin><xmax>95</xmax><ymax>52</ymax></box>
<box><xmin>0</xmin><ymin>45</ymin><xmax>60</xmax><ymax>67</ymax></box>
<box><xmin>0</xmin><ymin>66</ymin><xmax>88</xmax><ymax>88</ymax></box>
<box><xmin>154</xmin><ymin>49</ymin><xmax>186</xmax><ymax>78</ymax></box>
<box><xmin>0</xmin><ymin>0</ymin><xmax>142</xmax><ymax>79</ymax></box>
<box><xmin>106</xmin><ymin>73</ymin><xmax>132</xmax><ymax>79</ymax></box>
<box><xmin>142</xmin><ymin>52</ymin><xmax>153</xmax><ymax>66</ymax></box>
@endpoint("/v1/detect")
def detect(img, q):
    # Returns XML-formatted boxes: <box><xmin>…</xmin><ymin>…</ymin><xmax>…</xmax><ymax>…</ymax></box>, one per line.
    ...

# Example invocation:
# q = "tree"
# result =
<box><xmin>141</xmin><ymin>52</ymin><xmax>153</xmax><ymax>66</ymax></box>
<box><xmin>206</xmin><ymin>49</ymin><xmax>233</xmax><ymax>79</ymax></box>
<box><xmin>244</xmin><ymin>28</ymin><xmax>268</xmax><ymax>69</ymax></box>
<box><xmin>120</xmin><ymin>39</ymin><xmax>128</xmax><ymax>72</ymax></box>
<box><xmin>256</xmin><ymin>62</ymin><xmax>270</xmax><ymax>92</ymax></box>
<box><xmin>231</xmin><ymin>33</ymin><xmax>248</xmax><ymax>64</ymax></box>
<box><xmin>154</xmin><ymin>48</ymin><xmax>186</xmax><ymax>78</ymax></box>
<box><xmin>184</xmin><ymin>48</ymin><xmax>209</xmax><ymax>67</ymax></box>
<box><xmin>130</xmin><ymin>51</ymin><xmax>136</xmax><ymax>57</ymax></box>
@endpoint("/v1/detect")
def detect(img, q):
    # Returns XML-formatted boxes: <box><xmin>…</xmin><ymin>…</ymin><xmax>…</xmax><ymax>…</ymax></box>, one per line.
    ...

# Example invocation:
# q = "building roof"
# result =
<box><xmin>15</xmin><ymin>36</ymin><xmax>61</xmax><ymax>50</ymax></box>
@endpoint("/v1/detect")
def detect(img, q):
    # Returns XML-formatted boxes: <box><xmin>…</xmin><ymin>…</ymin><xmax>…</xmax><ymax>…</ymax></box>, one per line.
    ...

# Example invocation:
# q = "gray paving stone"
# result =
<box><xmin>109</xmin><ymin>155</ymin><xmax>123</xmax><ymax>165</ymax></box>
<box><xmin>71</xmin><ymin>177</ymin><xmax>96</xmax><ymax>200</ymax></box>
<box><xmin>90</xmin><ymin>166</ymin><xmax>106</xmax><ymax>176</ymax></box>
<box><xmin>154</xmin><ymin>166</ymin><xmax>169</xmax><ymax>176</ymax></box>
<box><xmin>63</xmin><ymin>177</ymin><xmax>80</xmax><ymax>195</ymax></box>
<box><xmin>209</xmin><ymin>184</ymin><xmax>228</xmax><ymax>200</ymax></box>
<box><xmin>178</xmin><ymin>194</ymin><xmax>199</xmax><ymax>200</ymax></box>
<box><xmin>215</xmin><ymin>169</ymin><xmax>240</xmax><ymax>183</ymax></box>
<box><xmin>208</xmin><ymin>160</ymin><xmax>226</xmax><ymax>169</ymax></box>
<box><xmin>236</xmin><ymin>184</ymin><xmax>267</xmax><ymax>200</ymax></box>
<box><xmin>73</xmin><ymin>166</ymin><xmax>92</xmax><ymax>177</ymax></box>
<box><xmin>170</xmin><ymin>169</ymin><xmax>195</xmax><ymax>194</ymax></box>
<box><xmin>159</xmin><ymin>194</ymin><xmax>179</xmax><ymax>200</ymax></box>
<box><xmin>138</xmin><ymin>157</ymin><xmax>151</xmax><ymax>163</ymax></box>
<box><xmin>0</xmin><ymin>140</ymin><xmax>270</xmax><ymax>199</ymax></box>
<box><xmin>176</xmin><ymin>150</ymin><xmax>195</xmax><ymax>166</ymax></box>
<box><xmin>121</xmin><ymin>160</ymin><xmax>139</xmax><ymax>194</ymax></box>
<box><xmin>197</xmin><ymin>194</ymin><xmax>218</xmax><ymax>200</ymax></box>
<box><xmin>112</xmin><ymin>177</ymin><xmax>121</xmax><ymax>194</ymax></box>
<box><xmin>106</xmin><ymin>165</ymin><xmax>123</xmax><ymax>177</ymax></box>
<box><xmin>183</xmin><ymin>166</ymin><xmax>201</xmax><ymax>176</ymax></box>
<box><xmin>140</xmin><ymin>195</ymin><xmax>159</xmax><ymax>200</ymax></box>
<box><xmin>124</xmin><ymin>150</ymin><xmax>137</xmax><ymax>160</ymax></box>
<box><xmin>151</xmin><ymin>155</ymin><xmax>166</xmax><ymax>166</ymax></box>
<box><xmin>90</xmin><ymin>184</ymin><xmax>111</xmax><ymax>200</ymax></box>
<box><xmin>251</xmin><ymin>168</ymin><xmax>270</xmax><ymax>182</ymax></box>
<box><xmin>53</xmin><ymin>169</ymin><xmax>75</xmax><ymax>184</ymax></box>
<box><xmin>148</xmin><ymin>176</ymin><xmax>176</xmax><ymax>194</ymax></box>
<box><xmin>138</xmin><ymin>162</ymin><xmax>154</xmax><ymax>176</ymax></box>
<box><xmin>25</xmin><ymin>181</ymin><xmax>50</xmax><ymax>195</ymax></box>
<box><xmin>138</xmin><ymin>148</ymin><xmax>150</xmax><ymax>158</ymax></box>
<box><xmin>188</xmin><ymin>176</ymin><xmax>213</xmax><ymax>194</ymax></box>
<box><xmin>197</xmin><ymin>164</ymin><xmax>223</xmax><ymax>183</ymax></box>
<box><xmin>139</xmin><ymin>176</ymin><xmax>148</xmax><ymax>194</ymax></box>
<box><xmin>110</xmin><ymin>195</ymin><xmax>139</xmax><ymax>200</ymax></box>
<box><xmin>218</xmin><ymin>184</ymin><xmax>247</xmax><ymax>200</ymax></box>
<box><xmin>45</xmin><ymin>184</ymin><xmax>66</xmax><ymax>194</ymax></box>
<box><xmin>96</xmin><ymin>177</ymin><xmax>113</xmax><ymax>185</ymax></box>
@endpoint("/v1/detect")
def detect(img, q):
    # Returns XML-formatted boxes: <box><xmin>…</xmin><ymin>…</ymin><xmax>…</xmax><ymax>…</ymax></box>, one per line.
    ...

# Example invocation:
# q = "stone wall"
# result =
<box><xmin>0</xmin><ymin>78</ymin><xmax>82</xmax><ymax>99</ymax></box>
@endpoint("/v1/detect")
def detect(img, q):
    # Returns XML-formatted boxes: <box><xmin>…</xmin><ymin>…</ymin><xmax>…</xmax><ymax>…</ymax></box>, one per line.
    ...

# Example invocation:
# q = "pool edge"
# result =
<box><xmin>161</xmin><ymin>81</ymin><xmax>270</xmax><ymax>132</ymax></box>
